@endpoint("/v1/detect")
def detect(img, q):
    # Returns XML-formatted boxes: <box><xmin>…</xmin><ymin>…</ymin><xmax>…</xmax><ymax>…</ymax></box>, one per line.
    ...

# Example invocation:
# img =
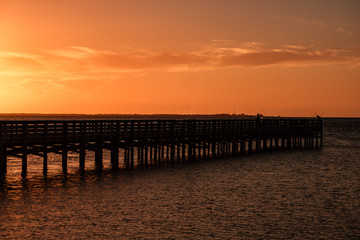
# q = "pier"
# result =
<box><xmin>0</xmin><ymin>117</ymin><xmax>322</xmax><ymax>178</ymax></box>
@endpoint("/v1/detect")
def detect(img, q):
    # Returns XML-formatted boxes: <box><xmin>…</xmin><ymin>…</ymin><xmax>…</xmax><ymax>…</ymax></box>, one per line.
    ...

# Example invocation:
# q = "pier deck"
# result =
<box><xmin>0</xmin><ymin>117</ymin><xmax>322</xmax><ymax>178</ymax></box>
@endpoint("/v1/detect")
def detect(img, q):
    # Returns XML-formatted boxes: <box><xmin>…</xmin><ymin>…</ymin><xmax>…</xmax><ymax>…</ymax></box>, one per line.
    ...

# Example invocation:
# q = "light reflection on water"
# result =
<box><xmin>0</xmin><ymin>119</ymin><xmax>360</xmax><ymax>239</ymax></box>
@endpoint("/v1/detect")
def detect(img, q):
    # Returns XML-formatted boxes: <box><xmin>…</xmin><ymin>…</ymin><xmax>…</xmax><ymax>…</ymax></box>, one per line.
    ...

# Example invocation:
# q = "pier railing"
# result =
<box><xmin>0</xmin><ymin>118</ymin><xmax>322</xmax><ymax>178</ymax></box>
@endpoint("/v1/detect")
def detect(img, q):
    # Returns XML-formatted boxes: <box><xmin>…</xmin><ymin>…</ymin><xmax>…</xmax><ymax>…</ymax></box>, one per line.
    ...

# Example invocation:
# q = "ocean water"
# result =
<box><xmin>0</xmin><ymin>118</ymin><xmax>359</xmax><ymax>239</ymax></box>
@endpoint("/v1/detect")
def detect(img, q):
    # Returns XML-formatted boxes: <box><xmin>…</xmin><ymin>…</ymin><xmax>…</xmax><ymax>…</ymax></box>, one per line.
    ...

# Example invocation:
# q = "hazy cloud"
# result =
<box><xmin>273</xmin><ymin>16</ymin><xmax>353</xmax><ymax>36</ymax></box>
<box><xmin>1</xmin><ymin>43</ymin><xmax>359</xmax><ymax>92</ymax></box>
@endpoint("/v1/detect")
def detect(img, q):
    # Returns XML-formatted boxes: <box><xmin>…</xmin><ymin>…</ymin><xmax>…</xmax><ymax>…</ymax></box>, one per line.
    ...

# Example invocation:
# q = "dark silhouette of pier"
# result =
<box><xmin>0</xmin><ymin>116</ymin><xmax>322</xmax><ymax>178</ymax></box>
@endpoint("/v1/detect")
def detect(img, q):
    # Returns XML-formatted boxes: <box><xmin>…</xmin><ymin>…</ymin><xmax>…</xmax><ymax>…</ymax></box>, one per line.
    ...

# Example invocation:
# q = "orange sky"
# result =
<box><xmin>1</xmin><ymin>0</ymin><xmax>359</xmax><ymax>117</ymax></box>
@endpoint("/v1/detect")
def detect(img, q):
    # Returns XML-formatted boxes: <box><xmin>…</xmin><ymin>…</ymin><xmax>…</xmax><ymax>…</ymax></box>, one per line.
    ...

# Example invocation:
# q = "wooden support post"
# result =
<box><xmin>248</xmin><ymin>138</ymin><xmax>253</xmax><ymax>154</ymax></box>
<box><xmin>161</xmin><ymin>144</ymin><xmax>165</xmax><ymax>160</ymax></box>
<box><xmin>182</xmin><ymin>144</ymin><xmax>186</xmax><ymax>162</ymax></box>
<box><xmin>227</xmin><ymin>141</ymin><xmax>231</xmax><ymax>156</ymax></box>
<box><xmin>22</xmin><ymin>145</ymin><xmax>27</xmax><ymax>178</ymax></box>
<box><xmin>149</xmin><ymin>145</ymin><xmax>153</xmax><ymax>163</ymax></box>
<box><xmin>43</xmin><ymin>146</ymin><xmax>48</xmax><ymax>175</ymax></box>
<box><xmin>221</xmin><ymin>141</ymin><xmax>224</xmax><ymax>156</ymax></box>
<box><xmin>138</xmin><ymin>145</ymin><xmax>143</xmax><ymax>167</ymax></box>
<box><xmin>129</xmin><ymin>121</ymin><xmax>134</xmax><ymax>169</ymax></box>
<box><xmin>217</xmin><ymin>141</ymin><xmax>220</xmax><ymax>156</ymax></box>
<box><xmin>0</xmin><ymin>123</ymin><xmax>4</xmax><ymax>177</ymax></box>
<box><xmin>21</xmin><ymin>123</ymin><xmax>29</xmax><ymax>177</ymax></box>
<box><xmin>150</xmin><ymin>145</ymin><xmax>153</xmax><ymax>162</ymax></box>
<box><xmin>43</xmin><ymin>122</ymin><xmax>48</xmax><ymax>175</ymax></box>
<box><xmin>256</xmin><ymin>139</ymin><xmax>260</xmax><ymax>153</ymax></box>
<box><xmin>166</xmin><ymin>145</ymin><xmax>170</xmax><ymax>162</ymax></box>
<box><xmin>287</xmin><ymin>120</ymin><xmax>292</xmax><ymax>149</ymax></box>
<box><xmin>263</xmin><ymin>138</ymin><xmax>267</xmax><ymax>152</ymax></box>
<box><xmin>275</xmin><ymin>120</ymin><xmax>279</xmax><ymax>150</ymax></box>
<box><xmin>188</xmin><ymin>142</ymin><xmax>193</xmax><ymax>160</ymax></box>
<box><xmin>62</xmin><ymin>122</ymin><xmax>68</xmax><ymax>175</ymax></box>
<box><xmin>170</xmin><ymin>143</ymin><xmax>175</xmax><ymax>163</ymax></box>
<box><xmin>130</xmin><ymin>145</ymin><xmax>134</xmax><ymax>169</ymax></box>
<box><xmin>0</xmin><ymin>123</ymin><xmax>5</xmax><ymax>177</ymax></box>
<box><xmin>232</xmin><ymin>121</ymin><xmax>237</xmax><ymax>156</ymax></box>
<box><xmin>207</xmin><ymin>141</ymin><xmax>211</xmax><ymax>159</ymax></box>
<box><xmin>177</xmin><ymin>144</ymin><xmax>180</xmax><ymax>162</ymax></box>
<box><xmin>124</xmin><ymin>147</ymin><xmax>129</xmax><ymax>169</ymax></box>
<box><xmin>315</xmin><ymin>126</ymin><xmax>319</xmax><ymax>148</ymax></box>
<box><xmin>62</xmin><ymin>145</ymin><xmax>68</xmax><ymax>175</ymax></box>
<box><xmin>95</xmin><ymin>140</ymin><xmax>103</xmax><ymax>171</ymax></box>
<box><xmin>153</xmin><ymin>144</ymin><xmax>158</xmax><ymax>165</ymax></box>
<box><xmin>212</xmin><ymin>121</ymin><xmax>217</xmax><ymax>158</ymax></box>
<box><xmin>111</xmin><ymin>145</ymin><xmax>119</xmax><ymax>170</ymax></box>
<box><xmin>159</xmin><ymin>144</ymin><xmax>162</xmax><ymax>165</ymax></box>
<box><xmin>170</xmin><ymin>121</ymin><xmax>174</xmax><ymax>163</ymax></box>
<box><xmin>256</xmin><ymin>115</ymin><xmax>260</xmax><ymax>153</ymax></box>
<box><xmin>95</xmin><ymin>122</ymin><xmax>103</xmax><ymax>171</ymax></box>
<box><xmin>145</xmin><ymin>146</ymin><xmax>149</xmax><ymax>167</ymax></box>
<box><xmin>211</xmin><ymin>141</ymin><xmax>216</xmax><ymax>158</ymax></box>
<box><xmin>145</xmin><ymin>121</ymin><xmax>149</xmax><ymax>167</ymax></box>
<box><xmin>232</xmin><ymin>141</ymin><xmax>237</xmax><ymax>156</ymax></box>
<box><xmin>0</xmin><ymin>145</ymin><xmax>7</xmax><ymax>177</ymax></box>
<box><xmin>240</xmin><ymin>140</ymin><xmax>244</xmax><ymax>154</ymax></box>
<box><xmin>281</xmin><ymin>136</ymin><xmax>285</xmax><ymax>150</ymax></box>
<box><xmin>79</xmin><ymin>145</ymin><xmax>86</xmax><ymax>172</ymax></box>
<box><xmin>204</xmin><ymin>142</ymin><xmax>208</xmax><ymax>159</ymax></box>
<box><xmin>319</xmin><ymin>118</ymin><xmax>323</xmax><ymax>148</ymax></box>
<box><xmin>287</xmin><ymin>137</ymin><xmax>292</xmax><ymax>149</ymax></box>
<box><xmin>79</xmin><ymin>122</ymin><xmax>86</xmax><ymax>172</ymax></box>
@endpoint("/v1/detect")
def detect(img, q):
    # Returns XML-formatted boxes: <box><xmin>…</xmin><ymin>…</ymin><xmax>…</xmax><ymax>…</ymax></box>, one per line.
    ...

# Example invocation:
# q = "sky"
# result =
<box><xmin>0</xmin><ymin>0</ymin><xmax>359</xmax><ymax>117</ymax></box>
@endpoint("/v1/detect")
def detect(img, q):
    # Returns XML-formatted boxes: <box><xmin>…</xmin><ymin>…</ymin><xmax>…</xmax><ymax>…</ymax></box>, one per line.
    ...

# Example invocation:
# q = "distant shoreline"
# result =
<box><xmin>0</xmin><ymin>113</ymin><xmax>256</xmax><ymax>120</ymax></box>
<box><xmin>0</xmin><ymin>113</ymin><xmax>357</xmax><ymax>120</ymax></box>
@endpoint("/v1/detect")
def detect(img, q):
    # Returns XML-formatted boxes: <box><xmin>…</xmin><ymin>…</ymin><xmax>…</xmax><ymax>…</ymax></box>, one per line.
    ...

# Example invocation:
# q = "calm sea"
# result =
<box><xmin>0</xmin><ymin>118</ymin><xmax>359</xmax><ymax>239</ymax></box>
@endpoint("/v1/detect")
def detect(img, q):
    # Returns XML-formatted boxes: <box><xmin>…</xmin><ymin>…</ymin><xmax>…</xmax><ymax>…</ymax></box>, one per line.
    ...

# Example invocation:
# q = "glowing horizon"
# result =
<box><xmin>1</xmin><ymin>0</ymin><xmax>359</xmax><ymax>117</ymax></box>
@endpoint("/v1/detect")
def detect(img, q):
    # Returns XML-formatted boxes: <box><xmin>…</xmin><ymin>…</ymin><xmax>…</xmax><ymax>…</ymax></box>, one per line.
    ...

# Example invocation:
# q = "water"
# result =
<box><xmin>1</xmin><ymin>118</ymin><xmax>359</xmax><ymax>239</ymax></box>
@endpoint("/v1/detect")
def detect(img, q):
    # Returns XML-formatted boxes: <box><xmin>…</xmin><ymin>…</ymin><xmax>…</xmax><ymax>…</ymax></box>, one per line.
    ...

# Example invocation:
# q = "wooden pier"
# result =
<box><xmin>0</xmin><ymin>117</ymin><xmax>322</xmax><ymax>178</ymax></box>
